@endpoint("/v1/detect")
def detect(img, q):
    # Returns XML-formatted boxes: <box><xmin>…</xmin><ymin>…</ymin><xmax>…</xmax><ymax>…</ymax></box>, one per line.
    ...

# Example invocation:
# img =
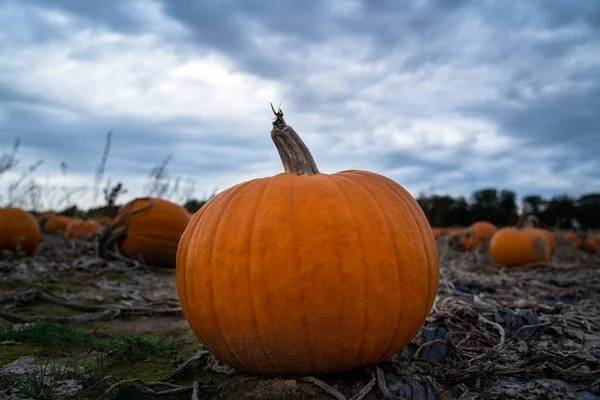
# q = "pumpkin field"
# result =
<box><xmin>1</xmin><ymin>111</ymin><xmax>600</xmax><ymax>400</ymax></box>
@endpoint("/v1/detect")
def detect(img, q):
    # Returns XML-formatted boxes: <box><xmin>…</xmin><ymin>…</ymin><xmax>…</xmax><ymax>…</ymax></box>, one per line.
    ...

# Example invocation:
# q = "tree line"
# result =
<box><xmin>416</xmin><ymin>189</ymin><xmax>600</xmax><ymax>229</ymax></box>
<box><xmin>46</xmin><ymin>188</ymin><xmax>600</xmax><ymax>231</ymax></box>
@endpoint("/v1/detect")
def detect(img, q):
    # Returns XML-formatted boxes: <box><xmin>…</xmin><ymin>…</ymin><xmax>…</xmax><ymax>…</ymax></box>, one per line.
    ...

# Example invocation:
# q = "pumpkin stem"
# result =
<box><xmin>515</xmin><ymin>211</ymin><xmax>528</xmax><ymax>229</ymax></box>
<box><xmin>270</xmin><ymin>105</ymin><xmax>320</xmax><ymax>176</ymax></box>
<box><xmin>98</xmin><ymin>227</ymin><xmax>127</xmax><ymax>261</ymax></box>
<box><xmin>97</xmin><ymin>198</ymin><xmax>153</xmax><ymax>261</ymax></box>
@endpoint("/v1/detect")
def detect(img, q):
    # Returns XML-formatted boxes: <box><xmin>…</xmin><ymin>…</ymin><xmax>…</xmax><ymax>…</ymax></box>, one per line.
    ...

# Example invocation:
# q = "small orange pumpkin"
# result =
<box><xmin>461</xmin><ymin>221</ymin><xmax>497</xmax><ymax>251</ymax></box>
<box><xmin>574</xmin><ymin>234</ymin><xmax>597</xmax><ymax>254</ymax></box>
<box><xmin>65</xmin><ymin>219</ymin><xmax>101</xmax><ymax>240</ymax></box>
<box><xmin>176</xmin><ymin>108</ymin><xmax>439</xmax><ymax>376</ymax></box>
<box><xmin>0</xmin><ymin>207</ymin><xmax>41</xmax><ymax>256</ymax></box>
<box><xmin>37</xmin><ymin>212</ymin><xmax>56</xmax><ymax>227</ymax></box>
<box><xmin>99</xmin><ymin>197</ymin><xmax>191</xmax><ymax>267</ymax></box>
<box><xmin>44</xmin><ymin>215</ymin><xmax>71</xmax><ymax>234</ymax></box>
<box><xmin>563</xmin><ymin>232</ymin><xmax>577</xmax><ymax>242</ymax></box>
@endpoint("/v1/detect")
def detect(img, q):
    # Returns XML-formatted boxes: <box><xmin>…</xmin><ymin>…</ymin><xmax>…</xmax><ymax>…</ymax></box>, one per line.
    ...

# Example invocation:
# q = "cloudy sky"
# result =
<box><xmin>1</xmin><ymin>0</ymin><xmax>599</xmax><ymax>210</ymax></box>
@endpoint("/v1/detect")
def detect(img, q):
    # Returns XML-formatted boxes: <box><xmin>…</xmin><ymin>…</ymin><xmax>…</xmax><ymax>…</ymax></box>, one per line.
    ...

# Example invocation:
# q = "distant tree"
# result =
<box><xmin>448</xmin><ymin>197</ymin><xmax>469</xmax><ymax>226</ymax></box>
<box><xmin>184</xmin><ymin>199</ymin><xmax>210</xmax><ymax>214</ymax></box>
<box><xmin>522</xmin><ymin>195</ymin><xmax>545</xmax><ymax>215</ymax></box>
<box><xmin>497</xmin><ymin>190</ymin><xmax>518</xmax><ymax>225</ymax></box>
<box><xmin>59</xmin><ymin>205</ymin><xmax>83</xmax><ymax>218</ymax></box>
<box><xmin>470</xmin><ymin>188</ymin><xmax>499</xmax><ymax>224</ymax></box>
<box><xmin>540</xmin><ymin>195</ymin><xmax>576</xmax><ymax>228</ymax></box>
<box><xmin>414</xmin><ymin>189</ymin><xmax>599</xmax><ymax>229</ymax></box>
<box><xmin>575</xmin><ymin>193</ymin><xmax>600</xmax><ymax>229</ymax></box>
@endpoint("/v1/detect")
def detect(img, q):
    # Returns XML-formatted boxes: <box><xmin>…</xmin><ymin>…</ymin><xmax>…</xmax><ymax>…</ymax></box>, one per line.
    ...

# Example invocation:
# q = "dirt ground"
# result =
<box><xmin>1</xmin><ymin>234</ymin><xmax>599</xmax><ymax>399</ymax></box>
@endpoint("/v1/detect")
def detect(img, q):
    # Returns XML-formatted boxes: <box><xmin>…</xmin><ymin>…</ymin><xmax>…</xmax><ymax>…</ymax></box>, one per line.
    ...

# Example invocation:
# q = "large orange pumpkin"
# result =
<box><xmin>176</xmin><ymin>108</ymin><xmax>440</xmax><ymax>376</ymax></box>
<box><xmin>98</xmin><ymin>198</ymin><xmax>191</xmax><ymax>267</ymax></box>
<box><xmin>65</xmin><ymin>219</ymin><xmax>101</xmax><ymax>240</ymax></box>
<box><xmin>43</xmin><ymin>215</ymin><xmax>71</xmax><ymax>234</ymax></box>
<box><xmin>0</xmin><ymin>207</ymin><xmax>41</xmax><ymax>256</ymax></box>
<box><xmin>461</xmin><ymin>221</ymin><xmax>497</xmax><ymax>251</ymax></box>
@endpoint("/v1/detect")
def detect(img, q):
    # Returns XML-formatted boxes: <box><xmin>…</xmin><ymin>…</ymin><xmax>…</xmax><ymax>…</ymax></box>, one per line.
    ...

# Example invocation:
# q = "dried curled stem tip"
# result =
<box><xmin>269</xmin><ymin>105</ymin><xmax>319</xmax><ymax>176</ymax></box>
<box><xmin>271</xmin><ymin>103</ymin><xmax>287</xmax><ymax>129</ymax></box>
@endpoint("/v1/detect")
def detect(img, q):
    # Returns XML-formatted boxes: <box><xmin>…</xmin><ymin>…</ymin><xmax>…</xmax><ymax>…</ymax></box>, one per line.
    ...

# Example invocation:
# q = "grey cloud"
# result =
<box><xmin>23</xmin><ymin>0</ymin><xmax>148</xmax><ymax>34</ymax></box>
<box><xmin>465</xmin><ymin>82</ymin><xmax>600</xmax><ymax>159</ymax></box>
<box><xmin>0</xmin><ymin>99</ymin><xmax>270</xmax><ymax>180</ymax></box>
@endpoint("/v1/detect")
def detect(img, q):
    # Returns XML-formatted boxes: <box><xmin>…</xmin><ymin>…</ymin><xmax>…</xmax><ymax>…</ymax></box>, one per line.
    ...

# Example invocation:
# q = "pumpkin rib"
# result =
<box><xmin>184</xmin><ymin>187</ymin><xmax>240</xmax><ymax>368</ymax></box>
<box><xmin>353</xmin><ymin>170</ymin><xmax>435</xmax><ymax>360</ymax></box>
<box><xmin>382</xmin><ymin>171</ymin><xmax>437</xmax><ymax>356</ymax></box>
<box><xmin>353</xmin><ymin>171</ymin><xmax>435</xmax><ymax>357</ymax></box>
<box><xmin>244</xmin><ymin>177</ymin><xmax>282</xmax><ymax>373</ymax></box>
<box><xmin>354</xmin><ymin>171</ymin><xmax>437</xmax><ymax>338</ymax></box>
<box><xmin>183</xmin><ymin>199</ymin><xmax>217</xmax><ymax>355</ymax></box>
<box><xmin>398</xmin><ymin>182</ymin><xmax>438</xmax><ymax>313</ymax></box>
<box><xmin>288</xmin><ymin>176</ymin><xmax>319</xmax><ymax>374</ymax></box>
<box><xmin>179</xmin><ymin>204</ymin><xmax>212</xmax><ymax>346</ymax></box>
<box><xmin>179</xmin><ymin>187</ymin><xmax>236</xmax><ymax>353</ymax></box>
<box><xmin>392</xmin><ymin>175</ymin><xmax>438</xmax><ymax>313</ymax></box>
<box><xmin>183</xmin><ymin>179</ymin><xmax>269</xmax><ymax>372</ymax></box>
<box><xmin>324</xmin><ymin>174</ymin><xmax>371</xmax><ymax>369</ymax></box>
<box><xmin>333</xmin><ymin>173</ymin><xmax>402</xmax><ymax>365</ymax></box>
<box><xmin>210</xmin><ymin>182</ymin><xmax>262</xmax><ymax>371</ymax></box>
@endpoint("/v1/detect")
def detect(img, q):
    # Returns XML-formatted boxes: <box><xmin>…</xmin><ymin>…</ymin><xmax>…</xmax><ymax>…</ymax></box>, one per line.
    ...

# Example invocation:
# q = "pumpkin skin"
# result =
<box><xmin>489</xmin><ymin>228</ymin><xmax>551</xmax><ymax>267</ymax></box>
<box><xmin>38</xmin><ymin>212</ymin><xmax>56</xmax><ymax>228</ymax></box>
<box><xmin>563</xmin><ymin>232</ymin><xmax>577</xmax><ymax>242</ymax></box>
<box><xmin>461</xmin><ymin>221</ymin><xmax>497</xmax><ymax>251</ymax></box>
<box><xmin>176</xmin><ymin>109</ymin><xmax>439</xmax><ymax>377</ymax></box>
<box><xmin>65</xmin><ymin>219</ymin><xmax>101</xmax><ymax>240</ymax></box>
<box><xmin>574</xmin><ymin>238</ymin><xmax>597</xmax><ymax>254</ymax></box>
<box><xmin>98</xmin><ymin>216</ymin><xmax>112</xmax><ymax>226</ymax></box>
<box><xmin>101</xmin><ymin>198</ymin><xmax>191</xmax><ymax>267</ymax></box>
<box><xmin>0</xmin><ymin>208</ymin><xmax>41</xmax><ymax>256</ymax></box>
<box><xmin>44</xmin><ymin>215</ymin><xmax>71</xmax><ymax>234</ymax></box>
<box><xmin>533</xmin><ymin>228</ymin><xmax>556</xmax><ymax>255</ymax></box>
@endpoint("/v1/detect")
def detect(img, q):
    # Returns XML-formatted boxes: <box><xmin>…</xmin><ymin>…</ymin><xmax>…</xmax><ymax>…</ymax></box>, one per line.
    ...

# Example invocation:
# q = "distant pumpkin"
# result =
<box><xmin>489</xmin><ymin>227</ymin><xmax>551</xmax><ymax>267</ymax></box>
<box><xmin>446</xmin><ymin>230</ymin><xmax>467</xmax><ymax>250</ymax></box>
<box><xmin>461</xmin><ymin>221</ymin><xmax>497</xmax><ymax>251</ymax></box>
<box><xmin>574</xmin><ymin>236</ymin><xmax>597</xmax><ymax>254</ymax></box>
<box><xmin>534</xmin><ymin>228</ymin><xmax>556</xmax><ymax>255</ymax></box>
<box><xmin>44</xmin><ymin>215</ymin><xmax>71</xmax><ymax>234</ymax></box>
<box><xmin>98</xmin><ymin>216</ymin><xmax>112</xmax><ymax>226</ymax></box>
<box><xmin>38</xmin><ymin>212</ymin><xmax>56</xmax><ymax>228</ymax></box>
<box><xmin>65</xmin><ymin>219</ymin><xmax>101</xmax><ymax>240</ymax></box>
<box><xmin>98</xmin><ymin>197</ymin><xmax>191</xmax><ymax>267</ymax></box>
<box><xmin>563</xmin><ymin>232</ymin><xmax>577</xmax><ymax>242</ymax></box>
<box><xmin>0</xmin><ymin>207</ymin><xmax>41</xmax><ymax>256</ymax></box>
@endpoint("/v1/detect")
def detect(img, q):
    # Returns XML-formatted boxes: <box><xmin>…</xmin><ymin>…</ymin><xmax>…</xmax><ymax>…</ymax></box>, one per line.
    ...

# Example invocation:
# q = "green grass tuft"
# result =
<box><xmin>0</xmin><ymin>322</ymin><xmax>180</xmax><ymax>364</ymax></box>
